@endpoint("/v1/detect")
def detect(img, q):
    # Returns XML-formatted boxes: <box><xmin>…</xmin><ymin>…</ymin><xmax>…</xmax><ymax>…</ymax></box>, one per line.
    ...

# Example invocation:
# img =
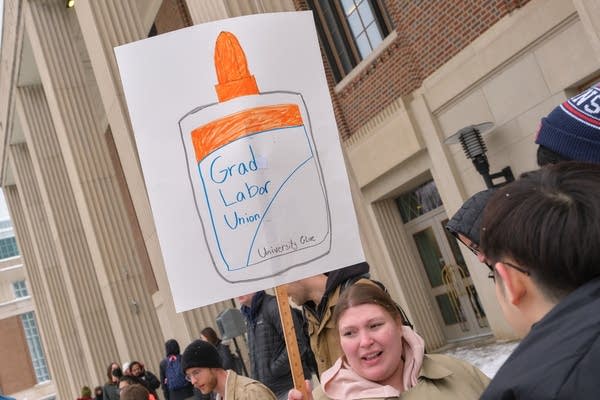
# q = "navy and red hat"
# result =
<box><xmin>536</xmin><ymin>83</ymin><xmax>600</xmax><ymax>163</ymax></box>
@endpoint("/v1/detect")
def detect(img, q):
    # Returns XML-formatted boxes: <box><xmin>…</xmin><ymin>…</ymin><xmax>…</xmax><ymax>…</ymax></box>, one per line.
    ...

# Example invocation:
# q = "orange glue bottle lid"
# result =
<box><xmin>214</xmin><ymin>32</ymin><xmax>259</xmax><ymax>102</ymax></box>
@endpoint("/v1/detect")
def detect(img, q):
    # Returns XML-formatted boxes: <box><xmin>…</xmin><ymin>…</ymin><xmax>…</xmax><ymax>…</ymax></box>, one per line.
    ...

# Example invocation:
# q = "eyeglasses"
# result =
<box><xmin>455</xmin><ymin>235</ymin><xmax>481</xmax><ymax>257</ymax></box>
<box><xmin>185</xmin><ymin>369</ymin><xmax>202</xmax><ymax>382</ymax></box>
<box><xmin>485</xmin><ymin>259</ymin><xmax>531</xmax><ymax>282</ymax></box>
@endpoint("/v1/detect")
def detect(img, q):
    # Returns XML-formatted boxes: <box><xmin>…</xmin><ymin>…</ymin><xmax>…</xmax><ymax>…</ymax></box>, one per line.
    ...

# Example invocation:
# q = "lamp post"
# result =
<box><xmin>445</xmin><ymin>122</ymin><xmax>514</xmax><ymax>189</ymax></box>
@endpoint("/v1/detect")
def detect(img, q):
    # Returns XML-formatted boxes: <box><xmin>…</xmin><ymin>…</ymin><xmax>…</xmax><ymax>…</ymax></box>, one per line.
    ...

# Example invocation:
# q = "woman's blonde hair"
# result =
<box><xmin>332</xmin><ymin>282</ymin><xmax>406</xmax><ymax>327</ymax></box>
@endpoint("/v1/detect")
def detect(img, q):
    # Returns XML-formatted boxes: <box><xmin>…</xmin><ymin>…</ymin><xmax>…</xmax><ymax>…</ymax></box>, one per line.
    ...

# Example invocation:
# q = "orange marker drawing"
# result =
<box><xmin>179</xmin><ymin>32</ymin><xmax>331</xmax><ymax>282</ymax></box>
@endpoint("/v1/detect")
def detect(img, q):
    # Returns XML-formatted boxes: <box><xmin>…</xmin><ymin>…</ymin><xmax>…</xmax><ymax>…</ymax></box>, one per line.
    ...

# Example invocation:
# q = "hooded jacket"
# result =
<box><xmin>303</xmin><ymin>262</ymin><xmax>370</xmax><ymax>376</ymax></box>
<box><xmin>480</xmin><ymin>277</ymin><xmax>600</xmax><ymax>399</ymax></box>
<box><xmin>159</xmin><ymin>339</ymin><xmax>194</xmax><ymax>400</ymax></box>
<box><xmin>241</xmin><ymin>291</ymin><xmax>312</xmax><ymax>398</ymax></box>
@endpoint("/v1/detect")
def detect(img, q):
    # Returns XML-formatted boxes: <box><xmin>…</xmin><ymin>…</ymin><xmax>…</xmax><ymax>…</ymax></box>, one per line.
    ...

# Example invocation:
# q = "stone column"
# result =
<box><xmin>16</xmin><ymin>84</ymin><xmax>120</xmax><ymax>382</ymax></box>
<box><xmin>8</xmin><ymin>145</ymin><xmax>89</xmax><ymax>394</ymax></box>
<box><xmin>24</xmin><ymin>0</ymin><xmax>163</xmax><ymax>368</ymax></box>
<box><xmin>409</xmin><ymin>92</ymin><xmax>515</xmax><ymax>339</ymax></box>
<box><xmin>4</xmin><ymin>184</ymin><xmax>71</xmax><ymax>398</ymax></box>
<box><xmin>371</xmin><ymin>199</ymin><xmax>447</xmax><ymax>350</ymax></box>
<box><xmin>185</xmin><ymin>0</ymin><xmax>295</xmax><ymax>23</ymax></box>
<box><xmin>573</xmin><ymin>0</ymin><xmax>600</xmax><ymax>62</ymax></box>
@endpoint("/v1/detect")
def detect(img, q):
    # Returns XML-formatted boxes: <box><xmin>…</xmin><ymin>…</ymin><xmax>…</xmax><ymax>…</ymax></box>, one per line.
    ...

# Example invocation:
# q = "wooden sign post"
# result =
<box><xmin>275</xmin><ymin>285</ymin><xmax>310</xmax><ymax>398</ymax></box>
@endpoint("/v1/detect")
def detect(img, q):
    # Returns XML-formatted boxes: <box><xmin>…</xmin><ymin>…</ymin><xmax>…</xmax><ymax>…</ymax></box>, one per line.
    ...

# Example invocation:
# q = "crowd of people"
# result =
<box><xmin>81</xmin><ymin>83</ymin><xmax>600</xmax><ymax>400</ymax></box>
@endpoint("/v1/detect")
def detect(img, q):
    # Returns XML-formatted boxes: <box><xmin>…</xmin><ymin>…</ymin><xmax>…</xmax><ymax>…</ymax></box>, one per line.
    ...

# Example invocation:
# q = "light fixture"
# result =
<box><xmin>445</xmin><ymin>122</ymin><xmax>514</xmax><ymax>188</ymax></box>
<box><xmin>66</xmin><ymin>0</ymin><xmax>75</xmax><ymax>8</ymax></box>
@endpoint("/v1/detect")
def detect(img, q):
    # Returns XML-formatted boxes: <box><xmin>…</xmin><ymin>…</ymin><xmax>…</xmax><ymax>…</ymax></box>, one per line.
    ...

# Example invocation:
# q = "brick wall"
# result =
<box><xmin>0</xmin><ymin>316</ymin><xmax>37</xmax><ymax>394</ymax></box>
<box><xmin>293</xmin><ymin>0</ymin><xmax>353</xmax><ymax>140</ymax></box>
<box><xmin>295</xmin><ymin>0</ymin><xmax>530</xmax><ymax>140</ymax></box>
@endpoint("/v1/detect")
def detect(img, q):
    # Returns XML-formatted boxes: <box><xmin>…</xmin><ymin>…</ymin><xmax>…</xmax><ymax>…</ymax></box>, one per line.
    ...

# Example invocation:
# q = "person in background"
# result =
<box><xmin>159</xmin><ymin>339</ymin><xmax>194</xmax><ymax>400</ymax></box>
<box><xmin>120</xmin><ymin>384</ymin><xmax>149</xmax><ymax>400</ymax></box>
<box><xmin>478</xmin><ymin>162</ymin><xmax>600</xmax><ymax>399</ymax></box>
<box><xmin>445</xmin><ymin>188</ymin><xmax>496</xmax><ymax>262</ymax></box>
<box><xmin>182</xmin><ymin>339</ymin><xmax>276</xmax><ymax>400</ymax></box>
<box><xmin>129</xmin><ymin>361</ymin><xmax>160</xmax><ymax>399</ymax></box>
<box><xmin>94</xmin><ymin>386</ymin><xmax>104</xmax><ymax>400</ymax></box>
<box><xmin>288</xmin><ymin>283</ymin><xmax>489</xmax><ymax>400</ymax></box>
<box><xmin>447</xmin><ymin>82</ymin><xmax>600</xmax><ymax>262</ymax></box>
<box><xmin>237</xmin><ymin>290</ymin><xmax>313</xmax><ymax>400</ymax></box>
<box><xmin>200</xmin><ymin>327</ymin><xmax>235</xmax><ymax>371</ymax></box>
<box><xmin>103</xmin><ymin>362</ymin><xmax>122</xmax><ymax>400</ymax></box>
<box><xmin>119</xmin><ymin>376</ymin><xmax>141</xmax><ymax>394</ymax></box>
<box><xmin>78</xmin><ymin>386</ymin><xmax>94</xmax><ymax>400</ymax></box>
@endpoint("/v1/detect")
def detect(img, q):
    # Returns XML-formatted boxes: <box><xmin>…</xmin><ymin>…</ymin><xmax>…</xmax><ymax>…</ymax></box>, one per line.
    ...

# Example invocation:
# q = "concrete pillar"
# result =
<box><xmin>4</xmin><ymin>184</ymin><xmax>71</xmax><ymax>399</ymax></box>
<box><xmin>573</xmin><ymin>0</ymin><xmax>600</xmax><ymax>62</ymax></box>
<box><xmin>23</xmin><ymin>0</ymin><xmax>163</xmax><ymax>370</ymax></box>
<box><xmin>185</xmin><ymin>0</ymin><xmax>295</xmax><ymax>23</ymax></box>
<box><xmin>409</xmin><ymin>93</ymin><xmax>516</xmax><ymax>340</ymax></box>
<box><xmin>7</xmin><ymin>146</ymin><xmax>87</xmax><ymax>395</ymax></box>
<box><xmin>371</xmin><ymin>199</ymin><xmax>447</xmax><ymax>350</ymax></box>
<box><xmin>16</xmin><ymin>84</ymin><xmax>121</xmax><ymax>382</ymax></box>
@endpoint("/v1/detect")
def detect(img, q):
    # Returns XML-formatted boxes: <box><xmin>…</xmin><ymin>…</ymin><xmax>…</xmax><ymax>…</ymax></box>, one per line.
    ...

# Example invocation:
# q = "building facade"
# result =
<box><xmin>0</xmin><ymin>214</ymin><xmax>55</xmax><ymax>398</ymax></box>
<box><xmin>0</xmin><ymin>0</ymin><xmax>598</xmax><ymax>399</ymax></box>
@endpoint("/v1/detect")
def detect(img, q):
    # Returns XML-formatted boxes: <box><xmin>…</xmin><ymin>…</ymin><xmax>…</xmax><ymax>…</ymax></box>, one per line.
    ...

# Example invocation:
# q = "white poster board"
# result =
<box><xmin>115</xmin><ymin>11</ymin><xmax>364</xmax><ymax>311</ymax></box>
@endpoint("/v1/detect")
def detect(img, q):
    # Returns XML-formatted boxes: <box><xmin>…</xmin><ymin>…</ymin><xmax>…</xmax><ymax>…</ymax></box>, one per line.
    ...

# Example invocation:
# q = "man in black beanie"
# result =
<box><xmin>181</xmin><ymin>339</ymin><xmax>275</xmax><ymax>400</ymax></box>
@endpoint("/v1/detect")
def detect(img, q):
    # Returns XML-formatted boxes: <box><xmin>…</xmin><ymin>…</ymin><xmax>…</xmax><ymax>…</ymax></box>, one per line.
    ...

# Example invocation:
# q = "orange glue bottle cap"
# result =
<box><xmin>214</xmin><ymin>32</ymin><xmax>259</xmax><ymax>102</ymax></box>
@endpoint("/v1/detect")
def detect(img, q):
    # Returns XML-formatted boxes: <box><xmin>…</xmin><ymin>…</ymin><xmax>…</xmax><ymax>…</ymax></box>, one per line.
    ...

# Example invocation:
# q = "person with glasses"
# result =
<box><xmin>447</xmin><ymin>83</ymin><xmax>600</xmax><ymax>272</ymax></box>
<box><xmin>181</xmin><ymin>339</ymin><xmax>276</xmax><ymax>400</ymax></box>
<box><xmin>445</xmin><ymin>187</ymin><xmax>496</xmax><ymax>264</ymax></box>
<box><xmin>478</xmin><ymin>162</ymin><xmax>600</xmax><ymax>399</ymax></box>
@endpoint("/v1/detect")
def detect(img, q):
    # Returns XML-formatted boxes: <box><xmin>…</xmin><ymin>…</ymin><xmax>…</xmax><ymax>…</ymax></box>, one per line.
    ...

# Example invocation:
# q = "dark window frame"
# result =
<box><xmin>307</xmin><ymin>0</ymin><xmax>393</xmax><ymax>82</ymax></box>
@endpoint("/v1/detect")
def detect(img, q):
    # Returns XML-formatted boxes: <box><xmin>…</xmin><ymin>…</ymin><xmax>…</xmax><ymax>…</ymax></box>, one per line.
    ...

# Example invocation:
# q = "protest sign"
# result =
<box><xmin>115</xmin><ymin>11</ymin><xmax>364</xmax><ymax>311</ymax></box>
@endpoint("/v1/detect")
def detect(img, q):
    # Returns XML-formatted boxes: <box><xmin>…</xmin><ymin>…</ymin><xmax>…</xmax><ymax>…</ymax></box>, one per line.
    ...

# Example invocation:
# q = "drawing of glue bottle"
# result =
<box><xmin>179</xmin><ymin>31</ymin><xmax>331</xmax><ymax>283</ymax></box>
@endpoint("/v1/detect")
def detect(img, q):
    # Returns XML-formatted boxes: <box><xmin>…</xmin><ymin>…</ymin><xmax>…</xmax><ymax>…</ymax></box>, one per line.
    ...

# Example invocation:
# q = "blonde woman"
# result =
<box><xmin>289</xmin><ymin>283</ymin><xmax>489</xmax><ymax>400</ymax></box>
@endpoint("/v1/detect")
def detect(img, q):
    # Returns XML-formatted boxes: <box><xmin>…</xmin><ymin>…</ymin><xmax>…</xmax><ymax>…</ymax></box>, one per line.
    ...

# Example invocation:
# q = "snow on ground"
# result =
<box><xmin>438</xmin><ymin>338</ymin><xmax>519</xmax><ymax>378</ymax></box>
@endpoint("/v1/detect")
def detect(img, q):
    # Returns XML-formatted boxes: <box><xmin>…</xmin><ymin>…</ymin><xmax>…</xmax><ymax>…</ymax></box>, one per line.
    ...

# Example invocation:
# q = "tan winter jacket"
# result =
<box><xmin>220</xmin><ymin>370</ymin><xmax>276</xmax><ymax>400</ymax></box>
<box><xmin>305</xmin><ymin>284</ymin><xmax>342</xmax><ymax>376</ymax></box>
<box><xmin>312</xmin><ymin>354</ymin><xmax>490</xmax><ymax>400</ymax></box>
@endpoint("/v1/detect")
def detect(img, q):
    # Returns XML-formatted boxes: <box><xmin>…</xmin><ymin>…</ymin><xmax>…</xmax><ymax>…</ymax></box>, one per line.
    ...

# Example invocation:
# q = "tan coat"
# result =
<box><xmin>220</xmin><ymin>370</ymin><xmax>276</xmax><ymax>400</ymax></box>
<box><xmin>312</xmin><ymin>354</ymin><xmax>490</xmax><ymax>400</ymax></box>
<box><xmin>306</xmin><ymin>284</ymin><xmax>342</xmax><ymax>376</ymax></box>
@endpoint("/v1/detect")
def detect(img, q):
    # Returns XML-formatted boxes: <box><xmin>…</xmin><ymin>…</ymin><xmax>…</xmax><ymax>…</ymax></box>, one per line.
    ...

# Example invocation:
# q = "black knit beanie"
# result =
<box><xmin>181</xmin><ymin>340</ymin><xmax>223</xmax><ymax>372</ymax></box>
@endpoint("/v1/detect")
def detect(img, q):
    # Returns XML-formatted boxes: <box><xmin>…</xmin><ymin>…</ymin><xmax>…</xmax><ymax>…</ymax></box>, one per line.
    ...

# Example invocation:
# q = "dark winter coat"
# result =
<box><xmin>241</xmin><ymin>291</ymin><xmax>312</xmax><ymax>399</ymax></box>
<box><xmin>160</xmin><ymin>340</ymin><xmax>194</xmax><ymax>400</ymax></box>
<box><xmin>481</xmin><ymin>277</ymin><xmax>600</xmax><ymax>399</ymax></box>
<box><xmin>137</xmin><ymin>370</ymin><xmax>161</xmax><ymax>398</ymax></box>
<box><xmin>445</xmin><ymin>188</ymin><xmax>496</xmax><ymax>245</ymax></box>
<box><xmin>215</xmin><ymin>341</ymin><xmax>235</xmax><ymax>371</ymax></box>
<box><xmin>102</xmin><ymin>383</ymin><xmax>119</xmax><ymax>400</ymax></box>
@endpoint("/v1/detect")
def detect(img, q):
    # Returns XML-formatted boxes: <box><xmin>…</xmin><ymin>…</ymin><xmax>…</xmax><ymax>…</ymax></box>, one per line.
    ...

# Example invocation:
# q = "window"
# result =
<box><xmin>307</xmin><ymin>0</ymin><xmax>392</xmax><ymax>82</ymax></box>
<box><xmin>20</xmin><ymin>312</ymin><xmax>51</xmax><ymax>382</ymax></box>
<box><xmin>0</xmin><ymin>236</ymin><xmax>19</xmax><ymax>259</ymax></box>
<box><xmin>13</xmin><ymin>280</ymin><xmax>29</xmax><ymax>298</ymax></box>
<box><xmin>395</xmin><ymin>180</ymin><xmax>443</xmax><ymax>223</ymax></box>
